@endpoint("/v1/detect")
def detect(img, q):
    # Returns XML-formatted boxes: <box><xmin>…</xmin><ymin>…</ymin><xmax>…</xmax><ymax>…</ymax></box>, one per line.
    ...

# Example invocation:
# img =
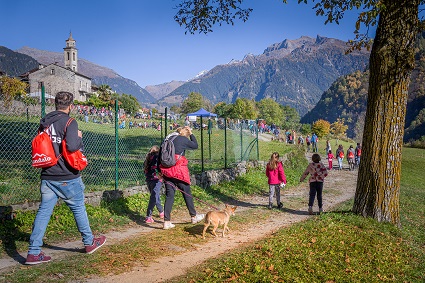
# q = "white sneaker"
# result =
<box><xmin>163</xmin><ymin>221</ymin><xmax>175</xmax><ymax>230</ymax></box>
<box><xmin>191</xmin><ymin>214</ymin><xmax>205</xmax><ymax>224</ymax></box>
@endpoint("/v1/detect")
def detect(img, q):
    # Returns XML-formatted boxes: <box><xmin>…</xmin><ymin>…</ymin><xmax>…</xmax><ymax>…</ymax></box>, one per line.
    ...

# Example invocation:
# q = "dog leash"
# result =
<box><xmin>164</xmin><ymin>180</ymin><xmax>220</xmax><ymax>210</ymax></box>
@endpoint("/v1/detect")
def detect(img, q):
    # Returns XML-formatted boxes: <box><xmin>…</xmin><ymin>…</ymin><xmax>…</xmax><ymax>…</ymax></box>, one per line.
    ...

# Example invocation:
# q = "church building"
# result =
<box><xmin>24</xmin><ymin>33</ymin><xmax>92</xmax><ymax>102</ymax></box>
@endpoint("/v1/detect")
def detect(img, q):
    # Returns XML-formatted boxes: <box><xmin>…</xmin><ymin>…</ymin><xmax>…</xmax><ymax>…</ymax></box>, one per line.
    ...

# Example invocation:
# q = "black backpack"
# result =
<box><xmin>159</xmin><ymin>135</ymin><xmax>180</xmax><ymax>167</ymax></box>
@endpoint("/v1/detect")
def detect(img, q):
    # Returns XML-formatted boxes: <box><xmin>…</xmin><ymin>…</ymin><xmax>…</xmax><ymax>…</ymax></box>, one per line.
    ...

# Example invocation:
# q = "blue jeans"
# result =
<box><xmin>28</xmin><ymin>177</ymin><xmax>93</xmax><ymax>255</ymax></box>
<box><xmin>146</xmin><ymin>180</ymin><xmax>164</xmax><ymax>217</ymax></box>
<box><xmin>337</xmin><ymin>157</ymin><xmax>343</xmax><ymax>169</ymax></box>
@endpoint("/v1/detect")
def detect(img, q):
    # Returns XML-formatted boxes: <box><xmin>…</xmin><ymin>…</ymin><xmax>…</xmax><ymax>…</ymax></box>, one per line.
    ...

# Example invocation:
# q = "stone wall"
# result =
<box><xmin>4</xmin><ymin>160</ymin><xmax>267</xmax><ymax>217</ymax></box>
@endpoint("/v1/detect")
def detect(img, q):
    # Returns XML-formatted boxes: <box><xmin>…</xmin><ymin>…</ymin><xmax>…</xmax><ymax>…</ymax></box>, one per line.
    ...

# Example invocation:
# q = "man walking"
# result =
<box><xmin>26</xmin><ymin>91</ymin><xmax>106</xmax><ymax>265</ymax></box>
<box><xmin>311</xmin><ymin>133</ymin><xmax>318</xmax><ymax>152</ymax></box>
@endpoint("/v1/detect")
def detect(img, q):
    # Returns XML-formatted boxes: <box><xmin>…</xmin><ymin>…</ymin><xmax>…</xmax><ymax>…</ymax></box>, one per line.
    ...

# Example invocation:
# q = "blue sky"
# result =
<box><xmin>0</xmin><ymin>0</ymin><xmax>370</xmax><ymax>88</ymax></box>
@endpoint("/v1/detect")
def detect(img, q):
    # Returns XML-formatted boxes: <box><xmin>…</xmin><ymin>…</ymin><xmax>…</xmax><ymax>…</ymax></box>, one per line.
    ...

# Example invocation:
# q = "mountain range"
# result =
<box><xmin>1</xmin><ymin>35</ymin><xmax>370</xmax><ymax>117</ymax></box>
<box><xmin>160</xmin><ymin>35</ymin><xmax>370</xmax><ymax>116</ymax></box>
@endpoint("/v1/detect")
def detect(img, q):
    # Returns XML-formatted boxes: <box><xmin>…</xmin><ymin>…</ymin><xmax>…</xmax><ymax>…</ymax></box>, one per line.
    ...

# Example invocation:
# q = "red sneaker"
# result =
<box><xmin>25</xmin><ymin>252</ymin><xmax>51</xmax><ymax>265</ymax></box>
<box><xmin>85</xmin><ymin>235</ymin><xmax>106</xmax><ymax>254</ymax></box>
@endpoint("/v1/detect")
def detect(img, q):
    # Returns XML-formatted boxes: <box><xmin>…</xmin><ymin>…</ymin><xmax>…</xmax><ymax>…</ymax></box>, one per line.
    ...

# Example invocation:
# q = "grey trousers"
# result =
<box><xmin>269</xmin><ymin>184</ymin><xmax>281</xmax><ymax>205</ymax></box>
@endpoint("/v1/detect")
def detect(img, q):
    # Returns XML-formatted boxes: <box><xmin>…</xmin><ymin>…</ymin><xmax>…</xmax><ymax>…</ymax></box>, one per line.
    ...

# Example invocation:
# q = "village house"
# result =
<box><xmin>20</xmin><ymin>33</ymin><xmax>92</xmax><ymax>102</ymax></box>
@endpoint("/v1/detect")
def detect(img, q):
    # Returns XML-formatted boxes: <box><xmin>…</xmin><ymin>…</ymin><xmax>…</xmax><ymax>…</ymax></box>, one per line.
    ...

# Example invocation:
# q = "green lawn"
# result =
<box><xmin>168</xmin><ymin>147</ymin><xmax>425</xmax><ymax>283</ymax></box>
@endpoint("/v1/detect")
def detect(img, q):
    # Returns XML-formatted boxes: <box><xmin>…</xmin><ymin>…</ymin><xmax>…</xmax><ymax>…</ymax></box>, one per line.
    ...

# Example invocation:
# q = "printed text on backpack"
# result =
<box><xmin>32</xmin><ymin>129</ymin><xmax>59</xmax><ymax>168</ymax></box>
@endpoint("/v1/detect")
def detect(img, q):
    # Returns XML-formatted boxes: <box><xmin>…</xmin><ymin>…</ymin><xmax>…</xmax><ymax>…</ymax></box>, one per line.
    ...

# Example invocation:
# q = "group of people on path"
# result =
<box><xmin>26</xmin><ymin>94</ymin><xmax>205</xmax><ymax>265</ymax></box>
<box><xmin>26</xmin><ymin>92</ymin><xmax>359</xmax><ymax>266</ymax></box>
<box><xmin>265</xmin><ymin>150</ymin><xmax>329</xmax><ymax>216</ymax></box>
<box><xmin>330</xmin><ymin>143</ymin><xmax>362</xmax><ymax>171</ymax></box>
<box><xmin>305</xmin><ymin>133</ymin><xmax>319</xmax><ymax>152</ymax></box>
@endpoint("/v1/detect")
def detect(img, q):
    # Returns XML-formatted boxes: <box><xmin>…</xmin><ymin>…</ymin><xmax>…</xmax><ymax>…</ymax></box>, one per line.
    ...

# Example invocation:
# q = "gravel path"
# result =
<box><xmin>86</xmin><ymin>167</ymin><xmax>358</xmax><ymax>283</ymax></box>
<box><xmin>0</xmin><ymin>154</ymin><xmax>358</xmax><ymax>283</ymax></box>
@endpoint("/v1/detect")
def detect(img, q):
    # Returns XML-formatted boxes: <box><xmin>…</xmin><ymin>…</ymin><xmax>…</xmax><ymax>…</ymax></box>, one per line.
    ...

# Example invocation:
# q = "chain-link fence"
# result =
<box><xmin>0</xmin><ymin>100</ymin><xmax>259</xmax><ymax>206</ymax></box>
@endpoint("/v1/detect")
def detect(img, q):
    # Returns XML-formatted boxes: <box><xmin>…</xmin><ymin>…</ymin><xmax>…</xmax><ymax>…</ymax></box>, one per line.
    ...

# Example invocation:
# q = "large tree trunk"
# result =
<box><xmin>353</xmin><ymin>1</ymin><xmax>419</xmax><ymax>226</ymax></box>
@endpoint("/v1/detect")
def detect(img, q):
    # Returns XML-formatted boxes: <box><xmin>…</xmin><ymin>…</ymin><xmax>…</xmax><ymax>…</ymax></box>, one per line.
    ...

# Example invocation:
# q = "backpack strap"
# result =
<box><xmin>64</xmin><ymin>117</ymin><xmax>74</xmax><ymax>134</ymax></box>
<box><xmin>60</xmin><ymin>117</ymin><xmax>74</xmax><ymax>158</ymax></box>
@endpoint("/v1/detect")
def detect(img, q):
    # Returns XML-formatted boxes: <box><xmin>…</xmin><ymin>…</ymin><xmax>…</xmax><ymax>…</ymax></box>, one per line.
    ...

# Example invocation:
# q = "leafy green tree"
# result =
<box><xmin>181</xmin><ymin>92</ymin><xmax>209</xmax><ymax>114</ymax></box>
<box><xmin>256</xmin><ymin>98</ymin><xmax>283</xmax><ymax>125</ymax></box>
<box><xmin>97</xmin><ymin>84</ymin><xmax>113</xmax><ymax>103</ymax></box>
<box><xmin>0</xmin><ymin>76</ymin><xmax>28</xmax><ymax>108</ymax></box>
<box><xmin>243</xmin><ymin>99</ymin><xmax>258</xmax><ymax>119</ymax></box>
<box><xmin>86</xmin><ymin>95</ymin><xmax>109</xmax><ymax>108</ymax></box>
<box><xmin>229</xmin><ymin>98</ymin><xmax>245</xmax><ymax>119</ymax></box>
<box><xmin>331</xmin><ymin>118</ymin><xmax>349</xmax><ymax>140</ymax></box>
<box><xmin>119</xmin><ymin>93</ymin><xmax>141</xmax><ymax>114</ymax></box>
<box><xmin>229</xmin><ymin>98</ymin><xmax>258</xmax><ymax>119</ymax></box>
<box><xmin>300</xmin><ymin>124</ymin><xmax>312</xmax><ymax>136</ymax></box>
<box><xmin>312</xmin><ymin>119</ymin><xmax>331</xmax><ymax>138</ymax></box>
<box><xmin>281</xmin><ymin>105</ymin><xmax>301</xmax><ymax>130</ymax></box>
<box><xmin>213</xmin><ymin>101</ymin><xmax>231</xmax><ymax>117</ymax></box>
<box><xmin>170</xmin><ymin>105</ymin><xmax>181</xmax><ymax>114</ymax></box>
<box><xmin>173</xmin><ymin>0</ymin><xmax>424</xmax><ymax>225</ymax></box>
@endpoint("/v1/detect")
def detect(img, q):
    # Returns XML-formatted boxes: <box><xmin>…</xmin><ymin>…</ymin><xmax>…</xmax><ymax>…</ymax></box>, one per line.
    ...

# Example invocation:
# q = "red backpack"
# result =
<box><xmin>31</xmin><ymin>128</ymin><xmax>59</xmax><ymax>168</ymax></box>
<box><xmin>357</xmin><ymin>148</ymin><xmax>362</xmax><ymax>156</ymax></box>
<box><xmin>62</xmin><ymin>118</ymin><xmax>88</xmax><ymax>171</ymax></box>
<box><xmin>31</xmin><ymin>118</ymin><xmax>88</xmax><ymax>170</ymax></box>
<box><xmin>339</xmin><ymin>151</ymin><xmax>344</xmax><ymax>158</ymax></box>
<box><xmin>348</xmin><ymin>151</ymin><xmax>354</xmax><ymax>158</ymax></box>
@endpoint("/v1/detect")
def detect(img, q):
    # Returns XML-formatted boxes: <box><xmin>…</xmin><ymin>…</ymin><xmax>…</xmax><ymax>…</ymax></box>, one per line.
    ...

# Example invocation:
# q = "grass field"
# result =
<box><xmin>1</xmin><ymin>146</ymin><xmax>423</xmax><ymax>283</ymax></box>
<box><xmin>0</xmin><ymin>114</ymin><xmax>260</xmax><ymax>205</ymax></box>
<box><xmin>168</xmin><ymin>147</ymin><xmax>425</xmax><ymax>282</ymax></box>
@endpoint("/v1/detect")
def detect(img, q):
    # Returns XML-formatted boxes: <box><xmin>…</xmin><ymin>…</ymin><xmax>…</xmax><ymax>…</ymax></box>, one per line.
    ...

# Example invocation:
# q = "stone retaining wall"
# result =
<box><xmin>4</xmin><ymin>160</ymin><xmax>267</xmax><ymax>217</ymax></box>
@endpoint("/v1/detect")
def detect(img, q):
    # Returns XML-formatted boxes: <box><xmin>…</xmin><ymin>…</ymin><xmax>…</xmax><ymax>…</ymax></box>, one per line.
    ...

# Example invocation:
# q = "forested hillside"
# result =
<box><xmin>301</xmin><ymin>33</ymin><xmax>425</xmax><ymax>142</ymax></box>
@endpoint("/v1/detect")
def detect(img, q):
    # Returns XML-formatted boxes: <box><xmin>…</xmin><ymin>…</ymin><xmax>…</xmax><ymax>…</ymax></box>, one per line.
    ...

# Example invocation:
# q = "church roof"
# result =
<box><xmin>23</xmin><ymin>63</ymin><xmax>91</xmax><ymax>80</ymax></box>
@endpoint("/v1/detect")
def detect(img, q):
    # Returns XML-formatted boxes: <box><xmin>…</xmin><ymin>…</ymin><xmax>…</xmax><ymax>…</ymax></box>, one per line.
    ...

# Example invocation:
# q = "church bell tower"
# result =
<box><xmin>64</xmin><ymin>32</ymin><xmax>78</xmax><ymax>72</ymax></box>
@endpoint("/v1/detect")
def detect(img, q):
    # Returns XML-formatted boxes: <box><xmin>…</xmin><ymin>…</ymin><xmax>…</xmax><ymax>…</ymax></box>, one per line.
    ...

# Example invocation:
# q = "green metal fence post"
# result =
<box><xmin>200</xmin><ymin>116</ymin><xmax>204</xmax><ymax>172</ymax></box>
<box><xmin>224</xmin><ymin>119</ymin><xmax>227</xmax><ymax>169</ymax></box>
<box><xmin>41</xmin><ymin>82</ymin><xmax>46</xmax><ymax>118</ymax></box>
<box><xmin>256</xmin><ymin>119</ymin><xmax>259</xmax><ymax>161</ymax></box>
<box><xmin>208</xmin><ymin>129</ymin><xmax>211</xmax><ymax>160</ymax></box>
<box><xmin>240</xmin><ymin>120</ymin><xmax>243</xmax><ymax>161</ymax></box>
<box><xmin>165</xmin><ymin>107</ymin><xmax>168</xmax><ymax>138</ymax></box>
<box><xmin>115</xmin><ymin>99</ymin><xmax>119</xmax><ymax>191</ymax></box>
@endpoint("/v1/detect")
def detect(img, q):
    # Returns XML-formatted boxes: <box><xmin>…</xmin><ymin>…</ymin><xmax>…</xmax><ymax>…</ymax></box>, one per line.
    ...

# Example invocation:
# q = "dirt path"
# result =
<box><xmin>86</xmin><ymin>167</ymin><xmax>358</xmax><ymax>283</ymax></box>
<box><xmin>0</xmin><ymin>157</ymin><xmax>358</xmax><ymax>283</ymax></box>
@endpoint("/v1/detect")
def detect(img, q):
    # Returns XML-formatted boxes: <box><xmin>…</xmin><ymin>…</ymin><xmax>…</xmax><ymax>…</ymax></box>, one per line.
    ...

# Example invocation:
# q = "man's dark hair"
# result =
<box><xmin>55</xmin><ymin>92</ymin><xmax>74</xmax><ymax>110</ymax></box>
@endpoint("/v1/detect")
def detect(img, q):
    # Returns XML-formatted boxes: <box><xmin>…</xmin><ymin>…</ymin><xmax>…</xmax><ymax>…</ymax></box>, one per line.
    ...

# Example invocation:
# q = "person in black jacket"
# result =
<box><xmin>159</xmin><ymin>126</ymin><xmax>205</xmax><ymax>229</ymax></box>
<box><xmin>25</xmin><ymin>92</ymin><xmax>106</xmax><ymax>265</ymax></box>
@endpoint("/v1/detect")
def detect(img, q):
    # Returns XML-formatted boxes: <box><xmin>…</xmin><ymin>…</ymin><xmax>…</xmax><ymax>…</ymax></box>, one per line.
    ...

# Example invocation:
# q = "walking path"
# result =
<box><xmin>87</xmin><ymin>167</ymin><xmax>358</xmax><ymax>283</ymax></box>
<box><xmin>0</xmin><ymin>153</ymin><xmax>358</xmax><ymax>283</ymax></box>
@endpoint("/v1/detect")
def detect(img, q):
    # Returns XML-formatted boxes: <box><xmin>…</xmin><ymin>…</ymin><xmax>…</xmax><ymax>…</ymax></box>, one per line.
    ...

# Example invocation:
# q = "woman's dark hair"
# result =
<box><xmin>312</xmin><ymin>153</ymin><xmax>321</xmax><ymax>163</ymax></box>
<box><xmin>55</xmin><ymin>92</ymin><xmax>74</xmax><ymax>110</ymax></box>
<box><xmin>144</xmin><ymin>145</ymin><xmax>160</xmax><ymax>172</ymax></box>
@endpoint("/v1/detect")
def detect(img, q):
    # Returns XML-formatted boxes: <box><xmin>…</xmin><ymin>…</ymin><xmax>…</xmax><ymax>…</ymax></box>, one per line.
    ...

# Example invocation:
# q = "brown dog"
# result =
<box><xmin>202</xmin><ymin>204</ymin><xmax>237</xmax><ymax>239</ymax></box>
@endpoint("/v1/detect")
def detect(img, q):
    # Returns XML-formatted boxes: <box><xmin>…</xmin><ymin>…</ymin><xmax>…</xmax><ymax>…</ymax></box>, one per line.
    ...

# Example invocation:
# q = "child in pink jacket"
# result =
<box><xmin>300</xmin><ymin>153</ymin><xmax>328</xmax><ymax>215</ymax></box>
<box><xmin>266</xmin><ymin>152</ymin><xmax>287</xmax><ymax>209</ymax></box>
<box><xmin>327</xmin><ymin>150</ymin><xmax>335</xmax><ymax>170</ymax></box>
